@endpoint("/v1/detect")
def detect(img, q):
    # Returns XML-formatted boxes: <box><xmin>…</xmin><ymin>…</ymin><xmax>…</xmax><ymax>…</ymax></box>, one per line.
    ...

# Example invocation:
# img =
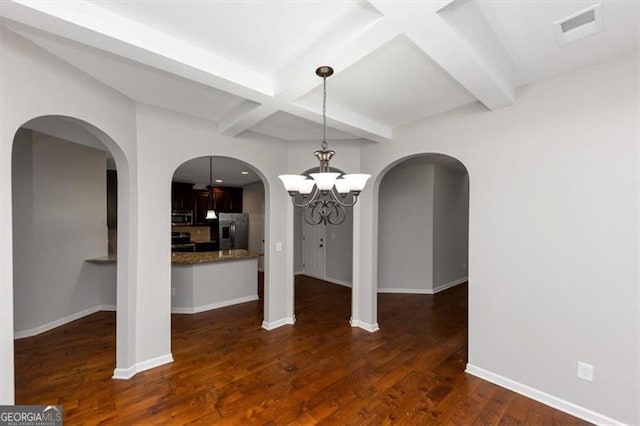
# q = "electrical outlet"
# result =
<box><xmin>463</xmin><ymin>263</ymin><xmax>467</xmax><ymax>271</ymax></box>
<box><xmin>276</xmin><ymin>242</ymin><xmax>282</xmax><ymax>252</ymax></box>
<box><xmin>171</xmin><ymin>287</ymin><xmax>176</xmax><ymax>297</ymax></box>
<box><xmin>577</xmin><ymin>361</ymin><xmax>594</xmax><ymax>382</ymax></box>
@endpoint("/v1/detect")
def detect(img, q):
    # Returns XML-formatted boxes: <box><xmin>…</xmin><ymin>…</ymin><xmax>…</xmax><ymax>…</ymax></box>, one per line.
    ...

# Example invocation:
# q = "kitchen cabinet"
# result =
<box><xmin>172</xmin><ymin>182</ymin><xmax>194</xmax><ymax>211</ymax></box>
<box><xmin>213</xmin><ymin>187</ymin><xmax>243</xmax><ymax>213</ymax></box>
<box><xmin>195</xmin><ymin>241</ymin><xmax>218</xmax><ymax>252</ymax></box>
<box><xmin>193</xmin><ymin>189</ymin><xmax>211</xmax><ymax>224</ymax></box>
<box><xmin>172</xmin><ymin>183</ymin><xmax>242</xmax><ymax>217</ymax></box>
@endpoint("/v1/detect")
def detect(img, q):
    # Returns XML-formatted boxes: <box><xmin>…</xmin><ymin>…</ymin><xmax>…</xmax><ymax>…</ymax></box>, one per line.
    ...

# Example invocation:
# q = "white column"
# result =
<box><xmin>351</xmin><ymin>185</ymin><xmax>379</xmax><ymax>332</ymax></box>
<box><xmin>0</xmin><ymin>127</ymin><xmax>16</xmax><ymax>404</ymax></box>
<box><xmin>262</xmin><ymin>181</ymin><xmax>295</xmax><ymax>329</ymax></box>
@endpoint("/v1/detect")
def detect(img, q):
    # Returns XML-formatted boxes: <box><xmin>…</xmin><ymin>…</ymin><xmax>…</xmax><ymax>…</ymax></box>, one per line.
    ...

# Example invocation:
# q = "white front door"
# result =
<box><xmin>302</xmin><ymin>220</ymin><xmax>326</xmax><ymax>280</ymax></box>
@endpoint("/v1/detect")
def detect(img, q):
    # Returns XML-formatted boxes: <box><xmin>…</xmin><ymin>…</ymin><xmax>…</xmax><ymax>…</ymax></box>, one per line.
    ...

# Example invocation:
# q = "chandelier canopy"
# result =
<box><xmin>279</xmin><ymin>66</ymin><xmax>371</xmax><ymax>226</ymax></box>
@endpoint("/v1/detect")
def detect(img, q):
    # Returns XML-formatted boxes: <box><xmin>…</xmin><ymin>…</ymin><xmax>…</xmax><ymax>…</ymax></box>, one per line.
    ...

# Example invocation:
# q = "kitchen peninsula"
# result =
<box><xmin>86</xmin><ymin>249</ymin><xmax>262</xmax><ymax>314</ymax></box>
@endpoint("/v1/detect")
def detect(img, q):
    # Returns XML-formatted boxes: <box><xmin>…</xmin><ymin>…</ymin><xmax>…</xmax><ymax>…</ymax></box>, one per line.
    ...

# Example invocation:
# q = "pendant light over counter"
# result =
<box><xmin>205</xmin><ymin>156</ymin><xmax>217</xmax><ymax>220</ymax></box>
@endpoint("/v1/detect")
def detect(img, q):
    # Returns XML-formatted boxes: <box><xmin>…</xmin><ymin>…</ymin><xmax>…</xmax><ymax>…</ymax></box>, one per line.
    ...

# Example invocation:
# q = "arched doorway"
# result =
<box><xmin>11</xmin><ymin>115</ymin><xmax>131</xmax><ymax>403</ymax></box>
<box><xmin>375</xmin><ymin>152</ymin><xmax>469</xmax><ymax>356</ymax></box>
<box><xmin>169</xmin><ymin>155</ymin><xmax>267</xmax><ymax>333</ymax></box>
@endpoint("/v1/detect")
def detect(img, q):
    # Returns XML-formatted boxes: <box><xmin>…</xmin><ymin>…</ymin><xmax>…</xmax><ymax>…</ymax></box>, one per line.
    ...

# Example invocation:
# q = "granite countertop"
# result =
<box><xmin>171</xmin><ymin>249</ymin><xmax>262</xmax><ymax>265</ymax></box>
<box><xmin>86</xmin><ymin>250</ymin><xmax>262</xmax><ymax>265</ymax></box>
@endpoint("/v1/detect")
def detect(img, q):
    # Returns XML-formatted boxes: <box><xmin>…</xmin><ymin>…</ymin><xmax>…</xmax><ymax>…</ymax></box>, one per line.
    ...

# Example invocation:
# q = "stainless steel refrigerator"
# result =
<box><xmin>218</xmin><ymin>213</ymin><xmax>249</xmax><ymax>250</ymax></box>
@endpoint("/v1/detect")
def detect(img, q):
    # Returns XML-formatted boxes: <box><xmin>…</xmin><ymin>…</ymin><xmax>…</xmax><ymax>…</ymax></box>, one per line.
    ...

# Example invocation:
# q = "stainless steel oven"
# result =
<box><xmin>171</xmin><ymin>210</ymin><xmax>193</xmax><ymax>226</ymax></box>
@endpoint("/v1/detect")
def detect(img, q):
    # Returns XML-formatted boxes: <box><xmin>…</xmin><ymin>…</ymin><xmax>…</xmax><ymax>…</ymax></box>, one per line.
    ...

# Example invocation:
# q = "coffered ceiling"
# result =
<box><xmin>1</xmin><ymin>0</ymin><xmax>638</xmax><ymax>144</ymax></box>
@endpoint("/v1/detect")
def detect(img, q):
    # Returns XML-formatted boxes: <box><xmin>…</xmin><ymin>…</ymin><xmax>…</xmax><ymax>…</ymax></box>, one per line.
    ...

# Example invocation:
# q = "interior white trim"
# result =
<box><xmin>465</xmin><ymin>364</ymin><xmax>625</xmax><ymax>426</ymax></box>
<box><xmin>13</xmin><ymin>304</ymin><xmax>116</xmax><ymax>339</ymax></box>
<box><xmin>171</xmin><ymin>295</ymin><xmax>259</xmax><ymax>314</ymax></box>
<box><xmin>433</xmin><ymin>277</ymin><xmax>467</xmax><ymax>294</ymax></box>
<box><xmin>377</xmin><ymin>288</ymin><xmax>431</xmax><ymax>294</ymax></box>
<box><xmin>112</xmin><ymin>353</ymin><xmax>174</xmax><ymax>380</ymax></box>
<box><xmin>98</xmin><ymin>304</ymin><xmax>117</xmax><ymax>311</ymax></box>
<box><xmin>261</xmin><ymin>317</ymin><xmax>296</xmax><ymax>330</ymax></box>
<box><xmin>349</xmin><ymin>319</ymin><xmax>379</xmax><ymax>333</ymax></box>
<box><xmin>377</xmin><ymin>277</ymin><xmax>467</xmax><ymax>295</ymax></box>
<box><xmin>324</xmin><ymin>277</ymin><xmax>352</xmax><ymax>288</ymax></box>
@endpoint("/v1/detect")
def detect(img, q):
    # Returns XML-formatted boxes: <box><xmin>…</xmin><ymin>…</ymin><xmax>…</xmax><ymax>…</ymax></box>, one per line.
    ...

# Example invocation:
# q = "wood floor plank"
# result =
<box><xmin>14</xmin><ymin>274</ymin><xmax>588</xmax><ymax>425</ymax></box>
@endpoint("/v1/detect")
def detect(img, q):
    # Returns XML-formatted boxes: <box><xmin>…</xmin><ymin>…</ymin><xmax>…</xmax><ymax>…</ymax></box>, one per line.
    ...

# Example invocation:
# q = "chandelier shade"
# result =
<box><xmin>278</xmin><ymin>66</ymin><xmax>371</xmax><ymax>226</ymax></box>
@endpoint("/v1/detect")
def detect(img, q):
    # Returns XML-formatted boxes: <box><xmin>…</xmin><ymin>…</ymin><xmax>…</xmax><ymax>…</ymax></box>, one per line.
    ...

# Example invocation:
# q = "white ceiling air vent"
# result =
<box><xmin>554</xmin><ymin>4</ymin><xmax>603</xmax><ymax>45</ymax></box>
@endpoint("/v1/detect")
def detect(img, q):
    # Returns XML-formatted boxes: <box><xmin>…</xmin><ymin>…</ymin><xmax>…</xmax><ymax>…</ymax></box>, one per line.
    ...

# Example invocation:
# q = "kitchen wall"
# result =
<box><xmin>355</xmin><ymin>53</ymin><xmax>639</xmax><ymax>424</ymax></box>
<box><xmin>243</xmin><ymin>181</ymin><xmax>265</xmax><ymax>270</ymax></box>
<box><xmin>12</xmin><ymin>130</ymin><xmax>108</xmax><ymax>335</ymax></box>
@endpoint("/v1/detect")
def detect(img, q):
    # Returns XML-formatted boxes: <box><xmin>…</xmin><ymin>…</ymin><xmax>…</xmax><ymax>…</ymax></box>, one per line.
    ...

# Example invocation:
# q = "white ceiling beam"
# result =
<box><xmin>282</xmin><ymin>103</ymin><xmax>391</xmax><ymax>144</ymax></box>
<box><xmin>368</xmin><ymin>0</ymin><xmax>515</xmax><ymax>110</ymax></box>
<box><xmin>0</xmin><ymin>0</ymin><xmax>273</xmax><ymax>102</ymax></box>
<box><xmin>217</xmin><ymin>102</ymin><xmax>278</xmax><ymax>137</ymax></box>
<box><xmin>219</xmin><ymin>17</ymin><xmax>399</xmax><ymax>142</ymax></box>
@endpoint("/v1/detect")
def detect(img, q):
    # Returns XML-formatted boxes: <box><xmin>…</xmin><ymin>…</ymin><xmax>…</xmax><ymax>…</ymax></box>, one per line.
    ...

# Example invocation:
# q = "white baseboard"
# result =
<box><xmin>172</xmin><ymin>295</ymin><xmax>259</xmax><ymax>314</ymax></box>
<box><xmin>378</xmin><ymin>277</ymin><xmax>467</xmax><ymax>295</ymax></box>
<box><xmin>465</xmin><ymin>364</ymin><xmax>625</xmax><ymax>426</ymax></box>
<box><xmin>98</xmin><ymin>304</ymin><xmax>117</xmax><ymax>311</ymax></box>
<box><xmin>262</xmin><ymin>316</ymin><xmax>296</xmax><ymax>330</ymax></box>
<box><xmin>14</xmin><ymin>304</ymin><xmax>116</xmax><ymax>339</ymax></box>
<box><xmin>294</xmin><ymin>270</ymin><xmax>303</xmax><ymax>275</ymax></box>
<box><xmin>433</xmin><ymin>277</ymin><xmax>467</xmax><ymax>294</ymax></box>
<box><xmin>349</xmin><ymin>319</ymin><xmax>379</xmax><ymax>333</ymax></box>
<box><xmin>323</xmin><ymin>276</ymin><xmax>352</xmax><ymax>288</ymax></box>
<box><xmin>113</xmin><ymin>353</ymin><xmax>174</xmax><ymax>380</ymax></box>
<box><xmin>378</xmin><ymin>288</ymin><xmax>431</xmax><ymax>294</ymax></box>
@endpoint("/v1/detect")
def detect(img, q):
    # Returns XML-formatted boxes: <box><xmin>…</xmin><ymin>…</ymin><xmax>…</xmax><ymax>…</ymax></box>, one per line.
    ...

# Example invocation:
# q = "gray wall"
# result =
<box><xmin>326</xmin><ymin>207</ymin><xmax>353</xmax><ymax>284</ymax></box>
<box><xmin>242</xmin><ymin>181</ymin><xmax>265</xmax><ymax>270</ymax></box>
<box><xmin>294</xmin><ymin>201</ymin><xmax>353</xmax><ymax>285</ymax></box>
<box><xmin>293</xmin><ymin>207</ymin><xmax>302</xmax><ymax>273</ymax></box>
<box><xmin>12</xmin><ymin>130</ymin><xmax>108</xmax><ymax>334</ymax></box>
<box><xmin>433</xmin><ymin>164</ymin><xmax>469</xmax><ymax>288</ymax></box>
<box><xmin>360</xmin><ymin>54</ymin><xmax>638</xmax><ymax>423</ymax></box>
<box><xmin>378</xmin><ymin>161</ymin><xmax>435</xmax><ymax>292</ymax></box>
<box><xmin>377</xmin><ymin>160</ymin><xmax>469</xmax><ymax>293</ymax></box>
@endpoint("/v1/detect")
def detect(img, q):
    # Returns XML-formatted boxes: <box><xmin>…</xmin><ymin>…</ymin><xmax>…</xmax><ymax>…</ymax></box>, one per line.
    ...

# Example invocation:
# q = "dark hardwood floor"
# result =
<box><xmin>14</xmin><ymin>275</ymin><xmax>585</xmax><ymax>424</ymax></box>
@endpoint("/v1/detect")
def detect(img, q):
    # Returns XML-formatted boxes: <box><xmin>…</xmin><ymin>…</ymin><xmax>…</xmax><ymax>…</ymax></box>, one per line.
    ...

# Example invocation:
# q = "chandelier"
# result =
<box><xmin>278</xmin><ymin>66</ymin><xmax>371</xmax><ymax>226</ymax></box>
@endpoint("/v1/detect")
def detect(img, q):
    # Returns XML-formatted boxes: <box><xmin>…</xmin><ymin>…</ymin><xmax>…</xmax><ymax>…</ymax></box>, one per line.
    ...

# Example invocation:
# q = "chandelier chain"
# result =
<box><xmin>321</xmin><ymin>75</ymin><xmax>328</xmax><ymax>151</ymax></box>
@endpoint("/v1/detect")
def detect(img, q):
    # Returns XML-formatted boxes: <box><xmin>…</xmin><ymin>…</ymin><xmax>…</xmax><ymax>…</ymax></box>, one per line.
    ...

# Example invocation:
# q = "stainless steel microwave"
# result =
<box><xmin>171</xmin><ymin>210</ymin><xmax>193</xmax><ymax>226</ymax></box>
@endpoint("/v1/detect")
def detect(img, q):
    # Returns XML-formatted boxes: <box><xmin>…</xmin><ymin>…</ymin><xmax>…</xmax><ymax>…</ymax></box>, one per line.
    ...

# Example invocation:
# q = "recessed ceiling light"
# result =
<box><xmin>241</xmin><ymin>171</ymin><xmax>249</xmax><ymax>175</ymax></box>
<box><xmin>215</xmin><ymin>179</ymin><xmax>223</xmax><ymax>183</ymax></box>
